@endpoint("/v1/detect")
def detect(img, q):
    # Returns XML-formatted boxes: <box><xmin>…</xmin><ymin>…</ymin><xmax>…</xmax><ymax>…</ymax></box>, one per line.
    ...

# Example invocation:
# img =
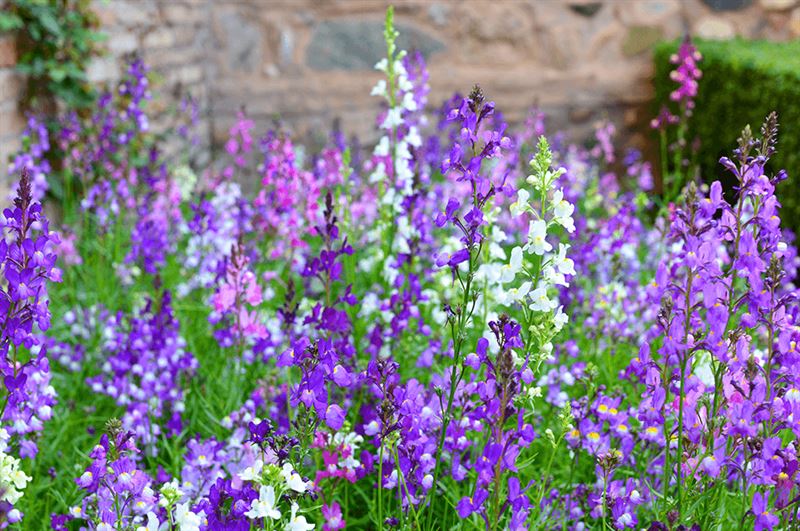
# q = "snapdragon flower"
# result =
<box><xmin>501</xmin><ymin>136</ymin><xmax>576</xmax><ymax>362</ymax></box>
<box><xmin>245</xmin><ymin>484</ymin><xmax>281</xmax><ymax>520</ymax></box>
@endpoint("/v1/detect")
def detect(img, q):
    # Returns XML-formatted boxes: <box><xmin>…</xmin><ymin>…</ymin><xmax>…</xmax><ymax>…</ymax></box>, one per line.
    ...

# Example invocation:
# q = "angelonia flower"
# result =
<box><xmin>505</xmin><ymin>136</ymin><xmax>575</xmax><ymax>364</ymax></box>
<box><xmin>178</xmin><ymin>179</ymin><xmax>248</xmax><ymax>297</ymax></box>
<box><xmin>654</xmin><ymin>35</ymin><xmax>703</xmax><ymax>197</ymax></box>
<box><xmin>86</xmin><ymin>290</ymin><xmax>197</xmax><ymax>452</ymax></box>
<box><xmin>209</xmin><ymin>243</ymin><xmax>268</xmax><ymax>355</ymax></box>
<box><xmin>7</xmin><ymin>116</ymin><xmax>50</xmax><ymax>202</ymax></box>
<box><xmin>669</xmin><ymin>36</ymin><xmax>702</xmax><ymax>111</ymax></box>
<box><xmin>0</xmin><ymin>168</ymin><xmax>61</xmax><ymax>522</ymax></box>
<box><xmin>253</xmin><ymin>124</ymin><xmax>334</xmax><ymax>261</ymax></box>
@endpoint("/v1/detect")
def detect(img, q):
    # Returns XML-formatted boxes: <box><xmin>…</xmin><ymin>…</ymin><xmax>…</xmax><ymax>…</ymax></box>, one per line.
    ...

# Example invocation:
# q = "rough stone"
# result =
<box><xmin>695</xmin><ymin>16</ymin><xmax>737</xmax><ymax>38</ymax></box>
<box><xmin>144</xmin><ymin>27</ymin><xmax>177</xmax><ymax>50</ymax></box>
<box><xmin>760</xmin><ymin>0</ymin><xmax>797</xmax><ymax>9</ymax></box>
<box><xmin>163</xmin><ymin>3</ymin><xmax>207</xmax><ymax>24</ymax></box>
<box><xmin>0</xmin><ymin>70</ymin><xmax>21</xmax><ymax>98</ymax></box>
<box><xmin>86</xmin><ymin>57</ymin><xmax>119</xmax><ymax>83</ymax></box>
<box><xmin>428</xmin><ymin>3</ymin><xmax>449</xmax><ymax>26</ymax></box>
<box><xmin>109</xmin><ymin>0</ymin><xmax>159</xmax><ymax>27</ymax></box>
<box><xmin>108</xmin><ymin>31</ymin><xmax>138</xmax><ymax>54</ymax></box>
<box><xmin>306</xmin><ymin>20</ymin><xmax>444</xmax><ymax>71</ymax></box>
<box><xmin>280</xmin><ymin>29</ymin><xmax>294</xmax><ymax>65</ymax></box>
<box><xmin>569</xmin><ymin>3</ymin><xmax>603</xmax><ymax>17</ymax></box>
<box><xmin>569</xmin><ymin>107</ymin><xmax>594</xmax><ymax>123</ymax></box>
<box><xmin>791</xmin><ymin>6</ymin><xmax>800</xmax><ymax>34</ymax></box>
<box><xmin>219</xmin><ymin>11</ymin><xmax>262</xmax><ymax>72</ymax></box>
<box><xmin>702</xmin><ymin>0</ymin><xmax>753</xmax><ymax>10</ymax></box>
<box><xmin>0</xmin><ymin>38</ymin><xmax>16</xmax><ymax>68</ymax></box>
<box><xmin>621</xmin><ymin>25</ymin><xmax>664</xmax><ymax>56</ymax></box>
<box><xmin>0</xmin><ymin>104</ymin><xmax>25</xmax><ymax>136</ymax></box>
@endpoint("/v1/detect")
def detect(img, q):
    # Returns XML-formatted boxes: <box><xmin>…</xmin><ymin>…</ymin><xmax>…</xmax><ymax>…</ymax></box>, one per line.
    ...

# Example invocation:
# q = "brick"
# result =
<box><xmin>86</xmin><ymin>57</ymin><xmax>118</xmax><ymax>84</ymax></box>
<box><xmin>108</xmin><ymin>31</ymin><xmax>139</xmax><ymax>55</ymax></box>
<box><xmin>143</xmin><ymin>27</ymin><xmax>176</xmax><ymax>49</ymax></box>
<box><xmin>0</xmin><ymin>38</ymin><xmax>16</xmax><ymax>69</ymax></box>
<box><xmin>0</xmin><ymin>70</ymin><xmax>22</xmax><ymax>102</ymax></box>
<box><xmin>163</xmin><ymin>2</ymin><xmax>207</xmax><ymax>25</ymax></box>
<box><xmin>0</xmin><ymin>105</ymin><xmax>25</xmax><ymax>138</ymax></box>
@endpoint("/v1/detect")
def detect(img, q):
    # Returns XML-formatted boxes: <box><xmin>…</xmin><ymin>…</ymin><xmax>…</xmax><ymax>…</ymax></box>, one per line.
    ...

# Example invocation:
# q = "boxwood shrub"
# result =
<box><xmin>654</xmin><ymin>38</ymin><xmax>800</xmax><ymax>231</ymax></box>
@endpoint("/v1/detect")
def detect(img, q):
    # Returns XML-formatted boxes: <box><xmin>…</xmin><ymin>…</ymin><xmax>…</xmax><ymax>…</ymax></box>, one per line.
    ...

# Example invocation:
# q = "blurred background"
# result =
<box><xmin>1</xmin><ymin>0</ymin><xmax>798</xmax><ymax>180</ymax></box>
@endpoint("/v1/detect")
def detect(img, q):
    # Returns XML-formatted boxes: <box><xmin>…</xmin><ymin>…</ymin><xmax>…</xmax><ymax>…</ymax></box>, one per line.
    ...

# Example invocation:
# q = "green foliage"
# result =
<box><xmin>0</xmin><ymin>0</ymin><xmax>104</xmax><ymax>112</ymax></box>
<box><xmin>654</xmin><ymin>37</ymin><xmax>800</xmax><ymax>230</ymax></box>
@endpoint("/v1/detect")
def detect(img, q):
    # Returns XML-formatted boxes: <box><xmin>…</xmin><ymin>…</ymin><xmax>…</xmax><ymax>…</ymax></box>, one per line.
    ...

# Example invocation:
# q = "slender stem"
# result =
<box><xmin>378</xmin><ymin>443</ymin><xmax>384</xmax><ymax>530</ymax></box>
<box><xmin>676</xmin><ymin>266</ymin><xmax>693</xmax><ymax>521</ymax></box>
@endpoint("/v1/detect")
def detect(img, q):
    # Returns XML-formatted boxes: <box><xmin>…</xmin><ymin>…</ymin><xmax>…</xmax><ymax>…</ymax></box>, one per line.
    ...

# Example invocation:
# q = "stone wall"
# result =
<box><xmin>0</xmin><ymin>0</ymin><xmax>213</xmax><ymax>170</ymax></box>
<box><xmin>2</xmin><ymin>0</ymin><xmax>799</xmax><ymax>175</ymax></box>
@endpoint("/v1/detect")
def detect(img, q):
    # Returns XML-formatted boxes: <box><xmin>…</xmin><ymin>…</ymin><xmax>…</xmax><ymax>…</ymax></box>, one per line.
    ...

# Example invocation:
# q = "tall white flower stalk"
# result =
<box><xmin>364</xmin><ymin>7</ymin><xmax>426</xmax><ymax>287</ymax></box>
<box><xmin>505</xmin><ymin>136</ymin><xmax>576</xmax><ymax>372</ymax></box>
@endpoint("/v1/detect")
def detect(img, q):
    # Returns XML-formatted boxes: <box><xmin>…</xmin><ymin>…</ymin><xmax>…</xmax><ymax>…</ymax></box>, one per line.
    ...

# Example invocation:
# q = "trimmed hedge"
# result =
<box><xmin>654</xmin><ymin>38</ymin><xmax>800</xmax><ymax>231</ymax></box>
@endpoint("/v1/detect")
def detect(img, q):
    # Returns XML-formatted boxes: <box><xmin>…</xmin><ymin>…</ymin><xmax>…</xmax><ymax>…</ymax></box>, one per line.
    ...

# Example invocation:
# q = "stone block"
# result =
<box><xmin>109</xmin><ymin>0</ymin><xmax>159</xmax><ymax>27</ymax></box>
<box><xmin>0</xmin><ymin>38</ymin><xmax>16</xmax><ymax>68</ymax></box>
<box><xmin>144</xmin><ymin>27</ymin><xmax>176</xmax><ymax>50</ymax></box>
<box><xmin>695</xmin><ymin>16</ymin><xmax>737</xmax><ymax>38</ymax></box>
<box><xmin>621</xmin><ymin>26</ymin><xmax>664</xmax><ymax>56</ymax></box>
<box><xmin>218</xmin><ymin>11</ymin><xmax>263</xmax><ymax>72</ymax></box>
<box><xmin>0</xmin><ymin>105</ymin><xmax>25</xmax><ymax>138</ymax></box>
<box><xmin>306</xmin><ymin>20</ymin><xmax>444</xmax><ymax>71</ymax></box>
<box><xmin>702</xmin><ymin>0</ymin><xmax>753</xmax><ymax>10</ymax></box>
<box><xmin>108</xmin><ymin>31</ymin><xmax>139</xmax><ymax>55</ymax></box>
<box><xmin>0</xmin><ymin>70</ymin><xmax>22</xmax><ymax>101</ymax></box>
<box><xmin>87</xmin><ymin>57</ymin><xmax>119</xmax><ymax>83</ymax></box>
<box><xmin>760</xmin><ymin>0</ymin><xmax>797</xmax><ymax>9</ymax></box>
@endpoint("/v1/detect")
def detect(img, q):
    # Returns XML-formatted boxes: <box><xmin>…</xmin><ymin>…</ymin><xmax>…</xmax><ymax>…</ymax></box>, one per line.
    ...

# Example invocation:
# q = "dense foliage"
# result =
<box><xmin>1</xmin><ymin>10</ymin><xmax>798</xmax><ymax>531</ymax></box>
<box><xmin>0</xmin><ymin>0</ymin><xmax>103</xmax><ymax>112</ymax></box>
<box><xmin>654</xmin><ymin>37</ymin><xmax>800</xmax><ymax>231</ymax></box>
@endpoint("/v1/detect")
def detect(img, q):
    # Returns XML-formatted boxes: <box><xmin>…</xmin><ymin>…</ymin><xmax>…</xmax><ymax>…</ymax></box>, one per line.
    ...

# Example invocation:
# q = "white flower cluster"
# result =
<box><xmin>504</xmin><ymin>136</ymin><xmax>576</xmax><ymax>354</ymax></box>
<box><xmin>177</xmin><ymin>181</ymin><xmax>244</xmax><ymax>297</ymax></box>
<box><xmin>173</xmin><ymin>165</ymin><xmax>198</xmax><ymax>203</ymax></box>
<box><xmin>370</xmin><ymin>56</ymin><xmax>421</xmax><ymax>203</ymax></box>
<box><xmin>0</xmin><ymin>429</ymin><xmax>30</xmax><ymax>522</ymax></box>
<box><xmin>234</xmin><ymin>455</ymin><xmax>315</xmax><ymax>529</ymax></box>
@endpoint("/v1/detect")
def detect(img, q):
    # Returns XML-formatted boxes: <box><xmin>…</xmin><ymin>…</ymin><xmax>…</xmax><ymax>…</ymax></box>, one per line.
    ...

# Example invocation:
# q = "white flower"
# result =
<box><xmin>238</xmin><ymin>458</ymin><xmax>264</xmax><ymax>482</ymax></box>
<box><xmin>553</xmin><ymin>306</ymin><xmax>569</xmax><ymax>331</ymax></box>
<box><xmin>553</xmin><ymin>244</ymin><xmax>576</xmax><ymax>276</ymax></box>
<box><xmin>500</xmin><ymin>246</ymin><xmax>524</xmax><ymax>283</ymax></box>
<box><xmin>245</xmin><ymin>485</ymin><xmax>281</xmax><ymax>520</ymax></box>
<box><xmin>281</xmin><ymin>463</ymin><xmax>311</xmax><ymax>493</ymax></box>
<box><xmin>174</xmin><ymin>503</ymin><xmax>205</xmax><ymax>531</ymax></box>
<box><xmin>510</xmin><ymin>189</ymin><xmax>530</xmax><ymax>217</ymax></box>
<box><xmin>543</xmin><ymin>265</ymin><xmax>567</xmax><ymax>288</ymax></box>
<box><xmin>529</xmin><ymin>286</ymin><xmax>556</xmax><ymax>312</ymax></box>
<box><xmin>552</xmin><ymin>189</ymin><xmax>575</xmax><ymax>233</ymax></box>
<box><xmin>159</xmin><ymin>479</ymin><xmax>183</xmax><ymax>506</ymax></box>
<box><xmin>0</xmin><ymin>452</ymin><xmax>31</xmax><ymax>505</ymax></box>
<box><xmin>406</xmin><ymin>126</ymin><xmax>422</xmax><ymax>148</ymax></box>
<box><xmin>370</xmin><ymin>79</ymin><xmax>388</xmax><ymax>98</ymax></box>
<box><xmin>286</xmin><ymin>503</ymin><xmax>315</xmax><ymax>531</ymax></box>
<box><xmin>382</xmin><ymin>108</ymin><xmax>403</xmax><ymax>130</ymax></box>
<box><xmin>401</xmin><ymin>91</ymin><xmax>417</xmax><ymax>112</ymax></box>
<box><xmin>136</xmin><ymin>512</ymin><xmax>161</xmax><ymax>531</ymax></box>
<box><xmin>498</xmin><ymin>281</ymin><xmax>531</xmax><ymax>306</ymax></box>
<box><xmin>373</xmin><ymin>136</ymin><xmax>390</xmax><ymax>157</ymax></box>
<box><xmin>524</xmin><ymin>220</ymin><xmax>551</xmax><ymax>256</ymax></box>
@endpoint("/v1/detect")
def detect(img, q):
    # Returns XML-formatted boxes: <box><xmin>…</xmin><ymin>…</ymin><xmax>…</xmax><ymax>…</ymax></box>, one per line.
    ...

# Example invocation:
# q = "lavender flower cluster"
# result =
<box><xmin>2</xmin><ymin>10</ymin><xmax>799</xmax><ymax>531</ymax></box>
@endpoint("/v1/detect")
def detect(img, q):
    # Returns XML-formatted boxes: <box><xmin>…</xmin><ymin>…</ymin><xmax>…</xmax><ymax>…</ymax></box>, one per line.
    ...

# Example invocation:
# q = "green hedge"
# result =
<box><xmin>653</xmin><ymin>38</ymin><xmax>800</xmax><ymax>231</ymax></box>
